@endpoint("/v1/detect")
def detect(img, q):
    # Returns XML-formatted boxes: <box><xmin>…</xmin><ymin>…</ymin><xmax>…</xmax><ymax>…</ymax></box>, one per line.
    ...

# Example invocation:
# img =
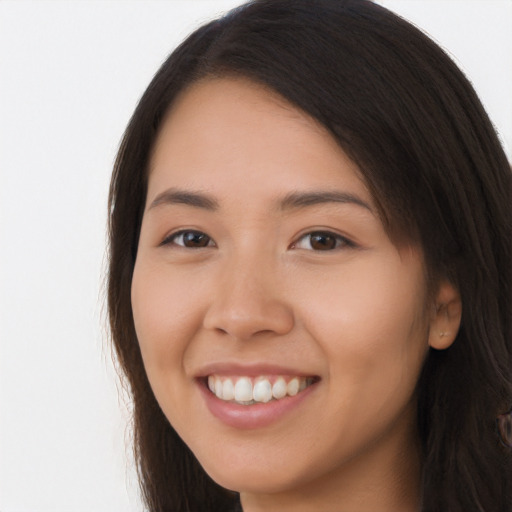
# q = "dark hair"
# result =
<box><xmin>108</xmin><ymin>1</ymin><xmax>512</xmax><ymax>510</ymax></box>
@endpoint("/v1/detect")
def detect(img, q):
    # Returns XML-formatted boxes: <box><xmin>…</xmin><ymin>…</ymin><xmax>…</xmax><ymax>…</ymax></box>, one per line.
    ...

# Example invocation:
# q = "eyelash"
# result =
<box><xmin>161</xmin><ymin>229</ymin><xmax>356</xmax><ymax>251</ymax></box>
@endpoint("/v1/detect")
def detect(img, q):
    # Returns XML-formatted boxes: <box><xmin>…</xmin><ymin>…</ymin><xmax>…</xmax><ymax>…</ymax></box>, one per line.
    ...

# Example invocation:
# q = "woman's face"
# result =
<box><xmin>131</xmin><ymin>78</ymin><xmax>433</xmax><ymax>499</ymax></box>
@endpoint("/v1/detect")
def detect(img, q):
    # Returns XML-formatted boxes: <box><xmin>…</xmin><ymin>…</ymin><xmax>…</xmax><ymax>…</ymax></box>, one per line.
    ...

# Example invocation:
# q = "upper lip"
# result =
<box><xmin>194</xmin><ymin>362</ymin><xmax>319</xmax><ymax>378</ymax></box>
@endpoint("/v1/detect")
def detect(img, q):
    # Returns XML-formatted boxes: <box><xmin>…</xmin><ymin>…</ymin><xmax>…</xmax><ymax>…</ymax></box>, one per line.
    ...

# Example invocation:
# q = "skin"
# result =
<box><xmin>131</xmin><ymin>77</ymin><xmax>461</xmax><ymax>512</ymax></box>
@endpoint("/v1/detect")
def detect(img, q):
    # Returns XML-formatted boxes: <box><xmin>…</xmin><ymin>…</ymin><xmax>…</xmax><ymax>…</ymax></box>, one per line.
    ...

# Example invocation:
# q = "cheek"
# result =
<box><xmin>297</xmin><ymin>254</ymin><xmax>429</xmax><ymax>416</ymax></box>
<box><xmin>130</xmin><ymin>260</ymin><xmax>206</xmax><ymax>392</ymax></box>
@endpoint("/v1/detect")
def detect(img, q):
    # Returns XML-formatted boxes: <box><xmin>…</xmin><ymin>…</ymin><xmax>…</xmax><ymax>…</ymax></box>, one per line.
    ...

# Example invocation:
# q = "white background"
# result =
<box><xmin>1</xmin><ymin>1</ymin><xmax>510</xmax><ymax>511</ymax></box>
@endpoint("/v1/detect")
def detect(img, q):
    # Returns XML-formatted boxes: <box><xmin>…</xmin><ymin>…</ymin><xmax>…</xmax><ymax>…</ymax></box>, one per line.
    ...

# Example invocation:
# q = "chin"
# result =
<box><xmin>197</xmin><ymin>453</ymin><xmax>308</xmax><ymax>495</ymax></box>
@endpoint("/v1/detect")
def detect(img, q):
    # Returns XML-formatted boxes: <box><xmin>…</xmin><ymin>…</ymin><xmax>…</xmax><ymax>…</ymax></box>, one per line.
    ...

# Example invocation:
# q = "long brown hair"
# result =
<box><xmin>108</xmin><ymin>1</ymin><xmax>512</xmax><ymax>510</ymax></box>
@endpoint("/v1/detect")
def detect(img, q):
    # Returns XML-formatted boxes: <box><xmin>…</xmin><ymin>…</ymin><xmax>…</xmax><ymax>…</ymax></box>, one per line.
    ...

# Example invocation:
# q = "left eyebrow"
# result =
<box><xmin>148</xmin><ymin>188</ymin><xmax>219</xmax><ymax>212</ymax></box>
<box><xmin>278</xmin><ymin>190</ymin><xmax>373</xmax><ymax>213</ymax></box>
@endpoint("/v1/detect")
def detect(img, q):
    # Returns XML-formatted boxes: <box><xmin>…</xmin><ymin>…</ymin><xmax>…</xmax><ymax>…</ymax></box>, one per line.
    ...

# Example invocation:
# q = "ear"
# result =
<box><xmin>428</xmin><ymin>281</ymin><xmax>462</xmax><ymax>350</ymax></box>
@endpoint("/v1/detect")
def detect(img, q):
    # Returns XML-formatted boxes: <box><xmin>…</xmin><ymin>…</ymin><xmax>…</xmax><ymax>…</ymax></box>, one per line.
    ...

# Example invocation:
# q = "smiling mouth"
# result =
<box><xmin>205</xmin><ymin>375</ymin><xmax>319</xmax><ymax>405</ymax></box>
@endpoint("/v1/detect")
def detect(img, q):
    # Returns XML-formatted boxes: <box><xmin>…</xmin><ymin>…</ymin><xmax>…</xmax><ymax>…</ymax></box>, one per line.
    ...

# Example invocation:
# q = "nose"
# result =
<box><xmin>202</xmin><ymin>254</ymin><xmax>295</xmax><ymax>341</ymax></box>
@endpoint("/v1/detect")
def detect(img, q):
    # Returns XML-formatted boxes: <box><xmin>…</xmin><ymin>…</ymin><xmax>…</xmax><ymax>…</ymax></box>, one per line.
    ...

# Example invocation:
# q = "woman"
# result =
<box><xmin>107</xmin><ymin>1</ymin><xmax>512</xmax><ymax>510</ymax></box>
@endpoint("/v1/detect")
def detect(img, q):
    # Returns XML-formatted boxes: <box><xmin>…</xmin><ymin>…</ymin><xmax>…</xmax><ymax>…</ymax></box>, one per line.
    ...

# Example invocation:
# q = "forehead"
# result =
<box><xmin>148</xmin><ymin>77</ymin><xmax>371</xmax><ymax>208</ymax></box>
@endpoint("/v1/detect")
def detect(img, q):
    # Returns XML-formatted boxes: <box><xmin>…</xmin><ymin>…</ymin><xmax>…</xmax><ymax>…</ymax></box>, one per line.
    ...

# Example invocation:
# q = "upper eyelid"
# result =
<box><xmin>293</xmin><ymin>227</ymin><xmax>355</xmax><ymax>242</ymax></box>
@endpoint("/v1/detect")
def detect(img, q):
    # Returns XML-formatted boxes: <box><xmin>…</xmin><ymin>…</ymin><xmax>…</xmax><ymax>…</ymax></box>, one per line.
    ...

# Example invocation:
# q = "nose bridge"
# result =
<box><xmin>203</xmin><ymin>243</ymin><xmax>294</xmax><ymax>340</ymax></box>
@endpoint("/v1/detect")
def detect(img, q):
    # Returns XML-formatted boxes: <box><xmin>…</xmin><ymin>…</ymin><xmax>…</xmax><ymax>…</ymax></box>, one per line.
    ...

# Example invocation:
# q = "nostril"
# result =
<box><xmin>203</xmin><ymin>301</ymin><xmax>295</xmax><ymax>341</ymax></box>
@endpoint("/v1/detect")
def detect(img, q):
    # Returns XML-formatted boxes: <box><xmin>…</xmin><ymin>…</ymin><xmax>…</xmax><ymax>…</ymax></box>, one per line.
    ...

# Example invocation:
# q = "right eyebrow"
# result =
<box><xmin>148</xmin><ymin>188</ymin><xmax>219</xmax><ymax>212</ymax></box>
<box><xmin>278</xmin><ymin>190</ymin><xmax>373</xmax><ymax>213</ymax></box>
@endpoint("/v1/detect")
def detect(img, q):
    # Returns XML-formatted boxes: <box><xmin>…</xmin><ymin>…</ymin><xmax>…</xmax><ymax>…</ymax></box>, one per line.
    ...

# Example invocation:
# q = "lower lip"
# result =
<box><xmin>198</xmin><ymin>379</ymin><xmax>318</xmax><ymax>429</ymax></box>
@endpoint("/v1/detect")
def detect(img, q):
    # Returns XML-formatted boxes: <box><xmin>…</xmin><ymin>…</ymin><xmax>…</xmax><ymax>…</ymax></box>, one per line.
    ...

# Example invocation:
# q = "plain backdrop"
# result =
<box><xmin>0</xmin><ymin>1</ymin><xmax>511</xmax><ymax>511</ymax></box>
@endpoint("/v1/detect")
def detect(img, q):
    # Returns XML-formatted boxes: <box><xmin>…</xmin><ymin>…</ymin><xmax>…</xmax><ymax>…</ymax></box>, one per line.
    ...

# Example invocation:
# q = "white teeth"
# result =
<box><xmin>222</xmin><ymin>379</ymin><xmax>235</xmax><ymax>401</ymax></box>
<box><xmin>287</xmin><ymin>378</ymin><xmax>300</xmax><ymax>396</ymax></box>
<box><xmin>215</xmin><ymin>379</ymin><xmax>223</xmax><ymax>399</ymax></box>
<box><xmin>272</xmin><ymin>377</ymin><xmax>287</xmax><ymax>399</ymax></box>
<box><xmin>253</xmin><ymin>379</ymin><xmax>272</xmax><ymax>403</ymax></box>
<box><xmin>234</xmin><ymin>377</ymin><xmax>253</xmax><ymax>402</ymax></box>
<box><xmin>208</xmin><ymin>375</ymin><xmax>314</xmax><ymax>404</ymax></box>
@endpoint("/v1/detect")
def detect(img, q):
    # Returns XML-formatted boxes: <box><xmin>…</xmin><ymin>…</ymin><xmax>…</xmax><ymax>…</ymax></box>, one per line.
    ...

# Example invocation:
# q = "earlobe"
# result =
<box><xmin>428</xmin><ymin>281</ymin><xmax>462</xmax><ymax>350</ymax></box>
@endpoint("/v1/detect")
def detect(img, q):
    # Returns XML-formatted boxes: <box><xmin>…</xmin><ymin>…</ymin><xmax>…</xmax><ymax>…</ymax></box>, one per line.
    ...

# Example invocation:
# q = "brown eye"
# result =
<box><xmin>310</xmin><ymin>233</ymin><xmax>337</xmax><ymax>250</ymax></box>
<box><xmin>164</xmin><ymin>230</ymin><xmax>214</xmax><ymax>248</ymax></box>
<box><xmin>294</xmin><ymin>231</ymin><xmax>353</xmax><ymax>251</ymax></box>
